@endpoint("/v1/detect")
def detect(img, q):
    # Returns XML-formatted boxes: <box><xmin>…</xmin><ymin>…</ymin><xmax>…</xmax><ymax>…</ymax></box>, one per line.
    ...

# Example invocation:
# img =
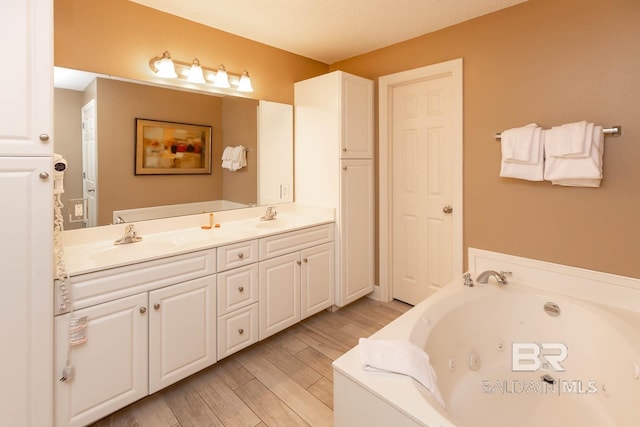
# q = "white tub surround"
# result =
<box><xmin>333</xmin><ymin>248</ymin><xmax>640</xmax><ymax>427</ymax></box>
<box><xmin>55</xmin><ymin>203</ymin><xmax>335</xmax><ymax>426</ymax></box>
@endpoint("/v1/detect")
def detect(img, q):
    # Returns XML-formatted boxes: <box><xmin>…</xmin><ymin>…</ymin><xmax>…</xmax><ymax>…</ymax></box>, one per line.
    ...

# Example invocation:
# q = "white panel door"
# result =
<box><xmin>0</xmin><ymin>0</ymin><xmax>52</xmax><ymax>156</ymax></box>
<box><xmin>259</xmin><ymin>252</ymin><xmax>301</xmax><ymax>339</ymax></box>
<box><xmin>54</xmin><ymin>293</ymin><xmax>148</xmax><ymax>427</ymax></box>
<box><xmin>148</xmin><ymin>276</ymin><xmax>217</xmax><ymax>394</ymax></box>
<box><xmin>0</xmin><ymin>157</ymin><xmax>52</xmax><ymax>426</ymax></box>
<box><xmin>301</xmin><ymin>242</ymin><xmax>335</xmax><ymax>319</ymax></box>
<box><xmin>339</xmin><ymin>159</ymin><xmax>375</xmax><ymax>306</ymax></box>
<box><xmin>81</xmin><ymin>100</ymin><xmax>97</xmax><ymax>227</ymax></box>
<box><xmin>392</xmin><ymin>75</ymin><xmax>454</xmax><ymax>305</ymax></box>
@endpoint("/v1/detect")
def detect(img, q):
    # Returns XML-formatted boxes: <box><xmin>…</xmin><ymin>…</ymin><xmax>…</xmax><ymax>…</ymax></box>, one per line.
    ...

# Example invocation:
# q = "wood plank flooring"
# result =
<box><xmin>91</xmin><ymin>297</ymin><xmax>411</xmax><ymax>427</ymax></box>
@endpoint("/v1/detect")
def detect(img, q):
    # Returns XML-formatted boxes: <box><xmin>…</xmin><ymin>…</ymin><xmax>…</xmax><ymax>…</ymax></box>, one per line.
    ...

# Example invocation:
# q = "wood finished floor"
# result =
<box><xmin>91</xmin><ymin>297</ymin><xmax>411</xmax><ymax>427</ymax></box>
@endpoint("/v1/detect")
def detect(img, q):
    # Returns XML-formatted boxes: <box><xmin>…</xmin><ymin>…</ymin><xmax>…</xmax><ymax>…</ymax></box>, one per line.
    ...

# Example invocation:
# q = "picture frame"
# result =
<box><xmin>135</xmin><ymin>118</ymin><xmax>212</xmax><ymax>175</ymax></box>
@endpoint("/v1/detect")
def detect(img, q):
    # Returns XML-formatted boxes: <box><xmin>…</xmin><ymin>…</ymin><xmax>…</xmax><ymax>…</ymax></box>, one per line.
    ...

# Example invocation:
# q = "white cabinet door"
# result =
<box><xmin>339</xmin><ymin>159</ymin><xmax>375</xmax><ymax>306</ymax></box>
<box><xmin>259</xmin><ymin>252</ymin><xmax>301</xmax><ymax>339</ymax></box>
<box><xmin>148</xmin><ymin>276</ymin><xmax>216</xmax><ymax>394</ymax></box>
<box><xmin>341</xmin><ymin>73</ymin><xmax>374</xmax><ymax>159</ymax></box>
<box><xmin>54</xmin><ymin>293</ymin><xmax>148</xmax><ymax>427</ymax></box>
<box><xmin>0</xmin><ymin>157</ymin><xmax>52</xmax><ymax>426</ymax></box>
<box><xmin>0</xmin><ymin>0</ymin><xmax>52</xmax><ymax>156</ymax></box>
<box><xmin>301</xmin><ymin>242</ymin><xmax>335</xmax><ymax>319</ymax></box>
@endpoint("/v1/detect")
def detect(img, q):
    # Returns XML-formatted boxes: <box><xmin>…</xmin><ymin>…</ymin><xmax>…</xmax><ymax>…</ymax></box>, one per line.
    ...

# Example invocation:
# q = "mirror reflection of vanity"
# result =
<box><xmin>54</xmin><ymin>67</ymin><xmax>293</xmax><ymax>229</ymax></box>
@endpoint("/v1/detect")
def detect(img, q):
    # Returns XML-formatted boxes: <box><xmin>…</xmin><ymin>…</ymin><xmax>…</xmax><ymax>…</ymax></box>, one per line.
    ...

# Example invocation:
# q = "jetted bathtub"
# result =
<box><xmin>333</xmin><ymin>251</ymin><xmax>640</xmax><ymax>427</ymax></box>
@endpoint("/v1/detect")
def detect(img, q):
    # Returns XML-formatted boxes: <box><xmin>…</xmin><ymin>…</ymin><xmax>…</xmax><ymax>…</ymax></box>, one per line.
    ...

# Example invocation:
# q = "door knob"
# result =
<box><xmin>442</xmin><ymin>205</ymin><xmax>453</xmax><ymax>214</ymax></box>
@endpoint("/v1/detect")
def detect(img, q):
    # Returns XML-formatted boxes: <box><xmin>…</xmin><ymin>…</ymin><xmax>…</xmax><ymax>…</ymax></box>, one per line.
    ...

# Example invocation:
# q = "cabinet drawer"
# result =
<box><xmin>217</xmin><ymin>240</ymin><xmax>259</xmax><ymax>271</ymax></box>
<box><xmin>217</xmin><ymin>264</ymin><xmax>259</xmax><ymax>315</ymax></box>
<box><xmin>217</xmin><ymin>303</ymin><xmax>259</xmax><ymax>360</ymax></box>
<box><xmin>68</xmin><ymin>249</ymin><xmax>216</xmax><ymax>311</ymax></box>
<box><xmin>259</xmin><ymin>223</ymin><xmax>334</xmax><ymax>260</ymax></box>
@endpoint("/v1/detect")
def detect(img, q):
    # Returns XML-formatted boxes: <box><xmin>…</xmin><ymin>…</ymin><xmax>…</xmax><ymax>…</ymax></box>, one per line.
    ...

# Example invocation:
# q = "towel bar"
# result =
<box><xmin>495</xmin><ymin>125</ymin><xmax>621</xmax><ymax>140</ymax></box>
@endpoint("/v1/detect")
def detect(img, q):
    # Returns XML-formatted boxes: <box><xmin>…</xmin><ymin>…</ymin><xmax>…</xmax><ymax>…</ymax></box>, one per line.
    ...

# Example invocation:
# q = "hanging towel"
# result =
<box><xmin>545</xmin><ymin>121</ymin><xmax>591</xmax><ymax>158</ymax></box>
<box><xmin>358</xmin><ymin>337</ymin><xmax>445</xmax><ymax>407</ymax></box>
<box><xmin>544</xmin><ymin>125</ymin><xmax>604</xmax><ymax>187</ymax></box>
<box><xmin>221</xmin><ymin>146</ymin><xmax>234</xmax><ymax>170</ymax></box>
<box><xmin>499</xmin><ymin>124</ymin><xmax>544</xmax><ymax>181</ymax></box>
<box><xmin>221</xmin><ymin>145</ymin><xmax>247</xmax><ymax>171</ymax></box>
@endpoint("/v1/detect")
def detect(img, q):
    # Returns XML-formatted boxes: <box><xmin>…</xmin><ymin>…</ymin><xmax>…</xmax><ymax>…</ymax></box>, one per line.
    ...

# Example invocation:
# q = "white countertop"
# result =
<box><xmin>62</xmin><ymin>203</ymin><xmax>334</xmax><ymax>276</ymax></box>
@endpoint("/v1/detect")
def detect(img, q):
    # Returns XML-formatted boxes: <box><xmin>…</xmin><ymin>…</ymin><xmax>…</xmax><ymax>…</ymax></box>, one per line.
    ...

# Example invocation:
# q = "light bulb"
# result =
<box><xmin>213</xmin><ymin>64</ymin><xmax>231</xmax><ymax>88</ymax></box>
<box><xmin>237</xmin><ymin>71</ymin><xmax>253</xmax><ymax>92</ymax></box>
<box><xmin>156</xmin><ymin>51</ymin><xmax>177</xmax><ymax>78</ymax></box>
<box><xmin>187</xmin><ymin>58</ymin><xmax>206</xmax><ymax>83</ymax></box>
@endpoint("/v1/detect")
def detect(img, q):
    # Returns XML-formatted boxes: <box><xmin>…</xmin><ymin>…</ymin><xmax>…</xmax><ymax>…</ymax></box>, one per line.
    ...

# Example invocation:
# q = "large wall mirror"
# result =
<box><xmin>54</xmin><ymin>67</ymin><xmax>293</xmax><ymax>229</ymax></box>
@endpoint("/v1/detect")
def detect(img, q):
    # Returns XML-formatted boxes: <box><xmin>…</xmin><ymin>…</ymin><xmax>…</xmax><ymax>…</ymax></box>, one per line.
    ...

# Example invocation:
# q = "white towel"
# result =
<box><xmin>358</xmin><ymin>338</ymin><xmax>445</xmax><ymax>407</ymax></box>
<box><xmin>221</xmin><ymin>146</ymin><xmax>233</xmax><ymax>169</ymax></box>
<box><xmin>545</xmin><ymin>121</ymin><xmax>591</xmax><ymax>158</ymax></box>
<box><xmin>499</xmin><ymin>125</ymin><xmax>544</xmax><ymax>181</ymax></box>
<box><xmin>221</xmin><ymin>145</ymin><xmax>247</xmax><ymax>171</ymax></box>
<box><xmin>544</xmin><ymin>125</ymin><xmax>604</xmax><ymax>187</ymax></box>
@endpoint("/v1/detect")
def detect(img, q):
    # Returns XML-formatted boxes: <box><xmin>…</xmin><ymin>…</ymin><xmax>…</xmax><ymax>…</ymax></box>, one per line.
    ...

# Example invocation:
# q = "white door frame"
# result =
<box><xmin>377</xmin><ymin>58</ymin><xmax>463</xmax><ymax>302</ymax></box>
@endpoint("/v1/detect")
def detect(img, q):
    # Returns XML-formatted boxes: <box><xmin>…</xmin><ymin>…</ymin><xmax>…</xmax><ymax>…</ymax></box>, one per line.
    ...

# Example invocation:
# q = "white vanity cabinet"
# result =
<box><xmin>54</xmin><ymin>249</ymin><xmax>216</xmax><ymax>427</ymax></box>
<box><xmin>259</xmin><ymin>224</ymin><xmax>335</xmax><ymax>339</ymax></box>
<box><xmin>295</xmin><ymin>71</ymin><xmax>375</xmax><ymax>307</ymax></box>
<box><xmin>54</xmin><ymin>294</ymin><xmax>149</xmax><ymax>427</ymax></box>
<box><xmin>216</xmin><ymin>240</ymin><xmax>260</xmax><ymax>359</ymax></box>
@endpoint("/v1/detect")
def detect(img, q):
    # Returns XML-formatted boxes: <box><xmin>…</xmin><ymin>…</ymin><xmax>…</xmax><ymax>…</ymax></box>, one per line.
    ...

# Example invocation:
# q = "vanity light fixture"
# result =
<box><xmin>149</xmin><ymin>51</ymin><xmax>253</xmax><ymax>92</ymax></box>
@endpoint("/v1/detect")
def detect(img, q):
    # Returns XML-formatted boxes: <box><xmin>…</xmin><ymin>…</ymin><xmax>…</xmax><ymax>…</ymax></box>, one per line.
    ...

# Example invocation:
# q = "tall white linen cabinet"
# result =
<box><xmin>0</xmin><ymin>0</ymin><xmax>54</xmax><ymax>425</ymax></box>
<box><xmin>294</xmin><ymin>71</ymin><xmax>375</xmax><ymax>307</ymax></box>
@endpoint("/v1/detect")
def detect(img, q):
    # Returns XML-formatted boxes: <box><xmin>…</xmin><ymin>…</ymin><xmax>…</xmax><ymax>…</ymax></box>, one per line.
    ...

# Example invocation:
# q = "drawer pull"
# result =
<box><xmin>238</xmin><ymin>286</ymin><xmax>244</xmax><ymax>292</ymax></box>
<box><xmin>153</xmin><ymin>303</ymin><xmax>160</xmax><ymax>310</ymax></box>
<box><xmin>139</xmin><ymin>307</ymin><xmax>147</xmax><ymax>314</ymax></box>
<box><xmin>303</xmin><ymin>258</ymin><xmax>308</xmax><ymax>263</ymax></box>
<box><xmin>238</xmin><ymin>328</ymin><xmax>244</xmax><ymax>335</ymax></box>
<box><xmin>296</xmin><ymin>260</ymin><xmax>302</xmax><ymax>266</ymax></box>
<box><xmin>237</xmin><ymin>253</ymin><xmax>244</xmax><ymax>259</ymax></box>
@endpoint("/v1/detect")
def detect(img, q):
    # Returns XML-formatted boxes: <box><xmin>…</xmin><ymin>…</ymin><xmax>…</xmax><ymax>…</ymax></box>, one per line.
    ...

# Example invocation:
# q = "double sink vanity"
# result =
<box><xmin>55</xmin><ymin>203</ymin><xmax>335</xmax><ymax>427</ymax></box>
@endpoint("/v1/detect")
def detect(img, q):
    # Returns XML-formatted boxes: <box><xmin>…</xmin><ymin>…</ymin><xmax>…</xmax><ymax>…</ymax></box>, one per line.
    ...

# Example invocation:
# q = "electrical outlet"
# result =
<box><xmin>280</xmin><ymin>184</ymin><xmax>290</xmax><ymax>200</ymax></box>
<box><xmin>69</xmin><ymin>198</ymin><xmax>87</xmax><ymax>222</ymax></box>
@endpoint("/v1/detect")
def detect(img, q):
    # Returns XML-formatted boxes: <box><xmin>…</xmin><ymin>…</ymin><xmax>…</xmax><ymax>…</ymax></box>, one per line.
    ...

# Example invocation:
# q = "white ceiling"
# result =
<box><xmin>130</xmin><ymin>0</ymin><xmax>528</xmax><ymax>64</ymax></box>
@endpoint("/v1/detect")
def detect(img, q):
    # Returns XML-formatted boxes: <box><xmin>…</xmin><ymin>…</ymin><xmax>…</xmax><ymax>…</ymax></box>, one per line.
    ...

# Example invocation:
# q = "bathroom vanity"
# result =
<box><xmin>54</xmin><ymin>205</ymin><xmax>334</xmax><ymax>426</ymax></box>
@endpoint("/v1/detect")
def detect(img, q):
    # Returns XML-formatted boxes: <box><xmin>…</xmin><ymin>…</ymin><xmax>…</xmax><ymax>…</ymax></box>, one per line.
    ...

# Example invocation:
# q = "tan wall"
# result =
<box><xmin>53</xmin><ymin>88</ymin><xmax>84</xmax><ymax>230</ymax></box>
<box><xmin>333</xmin><ymin>0</ymin><xmax>640</xmax><ymax>278</ymax></box>
<box><xmin>221</xmin><ymin>97</ymin><xmax>259</xmax><ymax>204</ymax></box>
<box><xmin>54</xmin><ymin>0</ymin><xmax>329</xmax><ymax>103</ymax></box>
<box><xmin>96</xmin><ymin>78</ymin><xmax>224</xmax><ymax>225</ymax></box>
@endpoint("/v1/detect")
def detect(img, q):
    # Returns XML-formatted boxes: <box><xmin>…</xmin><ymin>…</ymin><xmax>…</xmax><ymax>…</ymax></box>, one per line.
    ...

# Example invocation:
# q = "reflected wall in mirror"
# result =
<box><xmin>54</xmin><ymin>69</ymin><xmax>293</xmax><ymax>229</ymax></box>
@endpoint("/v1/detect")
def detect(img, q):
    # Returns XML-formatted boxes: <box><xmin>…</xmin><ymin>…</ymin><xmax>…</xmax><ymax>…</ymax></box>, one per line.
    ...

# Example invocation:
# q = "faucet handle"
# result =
<box><xmin>462</xmin><ymin>272</ymin><xmax>474</xmax><ymax>287</ymax></box>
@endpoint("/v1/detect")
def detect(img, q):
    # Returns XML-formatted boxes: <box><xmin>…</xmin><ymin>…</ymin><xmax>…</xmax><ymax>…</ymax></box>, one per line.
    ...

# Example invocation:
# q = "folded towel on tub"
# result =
<box><xmin>358</xmin><ymin>337</ymin><xmax>445</xmax><ymax>407</ymax></box>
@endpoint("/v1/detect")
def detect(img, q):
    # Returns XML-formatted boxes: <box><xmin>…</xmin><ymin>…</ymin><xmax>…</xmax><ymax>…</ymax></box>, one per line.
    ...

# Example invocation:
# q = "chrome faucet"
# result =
<box><xmin>260</xmin><ymin>206</ymin><xmax>278</xmax><ymax>221</ymax></box>
<box><xmin>114</xmin><ymin>224</ymin><xmax>143</xmax><ymax>245</ymax></box>
<box><xmin>462</xmin><ymin>272</ymin><xmax>475</xmax><ymax>287</ymax></box>
<box><xmin>476</xmin><ymin>270</ymin><xmax>511</xmax><ymax>286</ymax></box>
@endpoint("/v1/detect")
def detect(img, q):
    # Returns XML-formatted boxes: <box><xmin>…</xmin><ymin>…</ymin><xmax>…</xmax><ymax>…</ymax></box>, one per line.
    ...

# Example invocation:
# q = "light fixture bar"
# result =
<box><xmin>149</xmin><ymin>51</ymin><xmax>253</xmax><ymax>92</ymax></box>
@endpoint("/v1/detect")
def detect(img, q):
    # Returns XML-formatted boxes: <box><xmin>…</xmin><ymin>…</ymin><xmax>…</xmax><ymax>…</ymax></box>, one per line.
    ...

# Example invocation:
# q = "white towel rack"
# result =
<box><xmin>495</xmin><ymin>125</ymin><xmax>622</xmax><ymax>140</ymax></box>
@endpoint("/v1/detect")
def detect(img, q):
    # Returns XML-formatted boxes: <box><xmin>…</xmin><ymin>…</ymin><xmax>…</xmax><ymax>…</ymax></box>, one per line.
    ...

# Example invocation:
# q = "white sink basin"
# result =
<box><xmin>89</xmin><ymin>240</ymin><xmax>177</xmax><ymax>262</ymax></box>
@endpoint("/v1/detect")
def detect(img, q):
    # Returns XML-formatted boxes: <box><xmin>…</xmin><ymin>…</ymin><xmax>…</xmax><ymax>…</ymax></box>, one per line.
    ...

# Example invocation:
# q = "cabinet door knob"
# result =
<box><xmin>39</xmin><ymin>172</ymin><xmax>49</xmax><ymax>180</ymax></box>
<box><xmin>39</xmin><ymin>134</ymin><xmax>50</xmax><ymax>142</ymax></box>
<box><xmin>342</xmin><ymin>166</ymin><xmax>347</xmax><ymax>171</ymax></box>
<box><xmin>296</xmin><ymin>260</ymin><xmax>302</xmax><ymax>265</ymax></box>
<box><xmin>238</xmin><ymin>328</ymin><xmax>244</xmax><ymax>335</ymax></box>
<box><xmin>237</xmin><ymin>253</ymin><xmax>244</xmax><ymax>259</ymax></box>
<box><xmin>342</xmin><ymin>147</ymin><xmax>347</xmax><ymax>152</ymax></box>
<box><xmin>153</xmin><ymin>303</ymin><xmax>160</xmax><ymax>310</ymax></box>
<box><xmin>303</xmin><ymin>258</ymin><xmax>308</xmax><ymax>263</ymax></box>
<box><xmin>238</xmin><ymin>286</ymin><xmax>244</xmax><ymax>292</ymax></box>
<box><xmin>139</xmin><ymin>307</ymin><xmax>147</xmax><ymax>314</ymax></box>
<box><xmin>442</xmin><ymin>205</ymin><xmax>453</xmax><ymax>214</ymax></box>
